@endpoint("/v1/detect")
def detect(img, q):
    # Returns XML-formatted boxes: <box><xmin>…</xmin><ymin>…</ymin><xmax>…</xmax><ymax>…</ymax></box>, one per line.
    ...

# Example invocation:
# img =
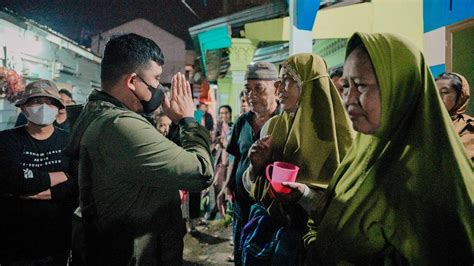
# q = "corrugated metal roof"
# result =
<box><xmin>252</xmin><ymin>42</ymin><xmax>289</xmax><ymax>64</ymax></box>
<box><xmin>188</xmin><ymin>0</ymin><xmax>358</xmax><ymax>38</ymax></box>
<box><xmin>253</xmin><ymin>38</ymin><xmax>347</xmax><ymax>68</ymax></box>
<box><xmin>189</xmin><ymin>1</ymin><xmax>287</xmax><ymax>38</ymax></box>
<box><xmin>0</xmin><ymin>8</ymin><xmax>101</xmax><ymax>63</ymax></box>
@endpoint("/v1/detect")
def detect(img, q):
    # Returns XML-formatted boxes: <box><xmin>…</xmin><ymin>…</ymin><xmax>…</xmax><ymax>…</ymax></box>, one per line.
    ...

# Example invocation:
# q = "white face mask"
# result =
<box><xmin>25</xmin><ymin>103</ymin><xmax>59</xmax><ymax>126</ymax></box>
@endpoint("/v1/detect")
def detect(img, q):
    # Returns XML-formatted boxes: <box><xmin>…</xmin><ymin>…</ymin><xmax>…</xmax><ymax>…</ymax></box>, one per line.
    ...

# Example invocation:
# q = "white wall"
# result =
<box><xmin>0</xmin><ymin>12</ymin><xmax>101</xmax><ymax>129</ymax></box>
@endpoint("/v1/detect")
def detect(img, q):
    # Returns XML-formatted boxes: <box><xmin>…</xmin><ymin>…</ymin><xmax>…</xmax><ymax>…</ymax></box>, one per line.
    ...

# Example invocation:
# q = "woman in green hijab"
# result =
<box><xmin>305</xmin><ymin>32</ymin><xmax>474</xmax><ymax>264</ymax></box>
<box><xmin>243</xmin><ymin>53</ymin><xmax>354</xmax><ymax>262</ymax></box>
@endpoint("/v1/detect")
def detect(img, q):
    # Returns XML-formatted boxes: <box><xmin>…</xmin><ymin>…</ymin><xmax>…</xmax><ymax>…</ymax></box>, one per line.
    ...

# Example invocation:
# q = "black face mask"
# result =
<box><xmin>136</xmin><ymin>75</ymin><xmax>165</xmax><ymax>114</ymax></box>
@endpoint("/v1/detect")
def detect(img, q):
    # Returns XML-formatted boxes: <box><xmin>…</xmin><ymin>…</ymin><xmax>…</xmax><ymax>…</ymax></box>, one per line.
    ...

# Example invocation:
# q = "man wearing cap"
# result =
<box><xmin>67</xmin><ymin>33</ymin><xmax>213</xmax><ymax>265</ymax></box>
<box><xmin>14</xmin><ymin>88</ymin><xmax>75</xmax><ymax>133</ymax></box>
<box><xmin>0</xmin><ymin>79</ymin><xmax>77</xmax><ymax>265</ymax></box>
<box><xmin>226</xmin><ymin>62</ymin><xmax>279</xmax><ymax>265</ymax></box>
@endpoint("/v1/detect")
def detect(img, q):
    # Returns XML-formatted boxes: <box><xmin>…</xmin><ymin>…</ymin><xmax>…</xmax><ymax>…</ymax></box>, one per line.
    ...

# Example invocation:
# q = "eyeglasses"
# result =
<box><xmin>274</xmin><ymin>75</ymin><xmax>297</xmax><ymax>91</ymax></box>
<box><xmin>277</xmin><ymin>75</ymin><xmax>293</xmax><ymax>85</ymax></box>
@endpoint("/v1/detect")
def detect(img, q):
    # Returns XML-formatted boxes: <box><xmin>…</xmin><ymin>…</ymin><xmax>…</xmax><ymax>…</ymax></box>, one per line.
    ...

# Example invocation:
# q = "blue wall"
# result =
<box><xmin>429</xmin><ymin>64</ymin><xmax>446</xmax><ymax>77</ymax></box>
<box><xmin>424</xmin><ymin>0</ymin><xmax>474</xmax><ymax>32</ymax></box>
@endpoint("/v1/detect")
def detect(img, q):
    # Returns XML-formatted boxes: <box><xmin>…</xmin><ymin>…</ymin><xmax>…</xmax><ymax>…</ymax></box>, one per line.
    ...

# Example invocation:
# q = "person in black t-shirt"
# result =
<box><xmin>0</xmin><ymin>79</ymin><xmax>77</xmax><ymax>265</ymax></box>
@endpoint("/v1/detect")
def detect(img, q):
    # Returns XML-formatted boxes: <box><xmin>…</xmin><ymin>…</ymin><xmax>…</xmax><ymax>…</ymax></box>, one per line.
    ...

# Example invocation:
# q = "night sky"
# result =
<box><xmin>1</xmin><ymin>0</ymin><xmax>224</xmax><ymax>48</ymax></box>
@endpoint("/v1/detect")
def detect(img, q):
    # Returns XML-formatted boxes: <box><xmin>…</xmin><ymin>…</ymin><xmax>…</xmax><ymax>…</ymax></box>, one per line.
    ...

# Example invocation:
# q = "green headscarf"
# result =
<box><xmin>306</xmin><ymin>33</ymin><xmax>474</xmax><ymax>264</ymax></box>
<box><xmin>265</xmin><ymin>53</ymin><xmax>353</xmax><ymax>190</ymax></box>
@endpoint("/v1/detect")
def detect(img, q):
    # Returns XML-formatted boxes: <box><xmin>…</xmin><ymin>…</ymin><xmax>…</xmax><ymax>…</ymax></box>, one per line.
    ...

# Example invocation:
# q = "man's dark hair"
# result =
<box><xmin>101</xmin><ymin>33</ymin><xmax>165</xmax><ymax>88</ymax></box>
<box><xmin>58</xmin><ymin>89</ymin><xmax>73</xmax><ymax>99</ymax></box>
<box><xmin>436</xmin><ymin>72</ymin><xmax>463</xmax><ymax>95</ymax></box>
<box><xmin>330</xmin><ymin>67</ymin><xmax>343</xmax><ymax>79</ymax></box>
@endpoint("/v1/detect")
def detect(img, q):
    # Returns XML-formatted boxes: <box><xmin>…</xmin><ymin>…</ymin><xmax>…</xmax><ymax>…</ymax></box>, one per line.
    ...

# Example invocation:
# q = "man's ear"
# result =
<box><xmin>126</xmin><ymin>73</ymin><xmax>138</xmax><ymax>92</ymax></box>
<box><xmin>20</xmin><ymin>106</ymin><xmax>27</xmax><ymax>114</ymax></box>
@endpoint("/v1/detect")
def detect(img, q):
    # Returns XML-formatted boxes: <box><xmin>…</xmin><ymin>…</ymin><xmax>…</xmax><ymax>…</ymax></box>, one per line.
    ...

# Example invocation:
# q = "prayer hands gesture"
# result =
<box><xmin>163</xmin><ymin>72</ymin><xmax>195</xmax><ymax>123</ymax></box>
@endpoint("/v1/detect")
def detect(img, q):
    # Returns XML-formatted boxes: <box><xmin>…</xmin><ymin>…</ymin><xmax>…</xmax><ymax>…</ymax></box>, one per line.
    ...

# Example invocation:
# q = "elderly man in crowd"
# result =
<box><xmin>226</xmin><ymin>62</ymin><xmax>279</xmax><ymax>265</ymax></box>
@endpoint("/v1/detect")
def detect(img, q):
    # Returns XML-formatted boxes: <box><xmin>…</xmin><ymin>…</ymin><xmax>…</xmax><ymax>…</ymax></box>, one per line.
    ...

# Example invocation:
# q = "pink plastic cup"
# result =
<box><xmin>265</xmin><ymin>161</ymin><xmax>299</xmax><ymax>194</ymax></box>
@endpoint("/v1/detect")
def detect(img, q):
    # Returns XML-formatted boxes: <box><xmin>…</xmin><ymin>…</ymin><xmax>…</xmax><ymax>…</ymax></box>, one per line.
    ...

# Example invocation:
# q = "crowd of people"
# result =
<box><xmin>0</xmin><ymin>31</ymin><xmax>472</xmax><ymax>265</ymax></box>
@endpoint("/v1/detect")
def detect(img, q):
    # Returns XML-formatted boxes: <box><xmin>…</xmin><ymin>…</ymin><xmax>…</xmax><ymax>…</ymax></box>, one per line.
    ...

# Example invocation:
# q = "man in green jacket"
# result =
<box><xmin>68</xmin><ymin>33</ymin><xmax>213</xmax><ymax>265</ymax></box>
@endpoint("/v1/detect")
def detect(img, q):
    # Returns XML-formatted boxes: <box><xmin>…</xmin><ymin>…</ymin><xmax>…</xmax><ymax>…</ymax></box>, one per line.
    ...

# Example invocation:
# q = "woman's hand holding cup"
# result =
<box><xmin>277</xmin><ymin>181</ymin><xmax>306</xmax><ymax>203</ymax></box>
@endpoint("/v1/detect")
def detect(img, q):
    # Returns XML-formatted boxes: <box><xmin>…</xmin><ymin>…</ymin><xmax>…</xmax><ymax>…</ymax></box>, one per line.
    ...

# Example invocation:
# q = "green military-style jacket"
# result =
<box><xmin>68</xmin><ymin>90</ymin><xmax>213</xmax><ymax>265</ymax></box>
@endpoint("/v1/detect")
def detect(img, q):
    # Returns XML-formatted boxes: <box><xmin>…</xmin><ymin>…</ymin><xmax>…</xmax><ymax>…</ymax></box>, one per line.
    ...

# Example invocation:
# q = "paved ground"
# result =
<box><xmin>183</xmin><ymin>220</ymin><xmax>234</xmax><ymax>265</ymax></box>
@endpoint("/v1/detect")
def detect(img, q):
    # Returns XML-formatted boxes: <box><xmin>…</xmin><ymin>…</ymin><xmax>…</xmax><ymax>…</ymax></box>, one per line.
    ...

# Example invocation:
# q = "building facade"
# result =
<box><xmin>0</xmin><ymin>9</ymin><xmax>101</xmax><ymax>130</ymax></box>
<box><xmin>191</xmin><ymin>0</ymin><xmax>474</xmax><ymax>116</ymax></box>
<box><xmin>91</xmin><ymin>18</ymin><xmax>186</xmax><ymax>85</ymax></box>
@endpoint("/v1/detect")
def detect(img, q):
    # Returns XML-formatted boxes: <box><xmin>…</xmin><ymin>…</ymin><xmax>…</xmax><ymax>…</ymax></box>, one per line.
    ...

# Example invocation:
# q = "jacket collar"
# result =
<box><xmin>88</xmin><ymin>89</ymin><xmax>126</xmax><ymax>109</ymax></box>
